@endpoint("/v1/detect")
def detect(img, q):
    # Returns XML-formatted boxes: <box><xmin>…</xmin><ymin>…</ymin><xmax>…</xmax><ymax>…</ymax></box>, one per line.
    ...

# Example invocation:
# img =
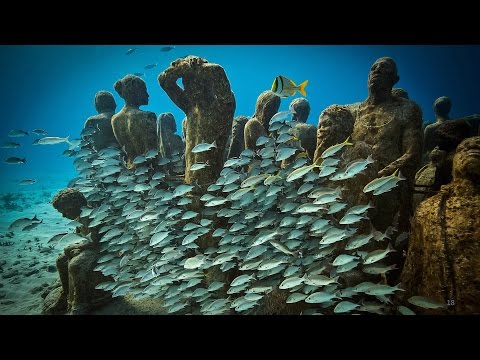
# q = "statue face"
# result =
<box><xmin>138</xmin><ymin>82</ymin><xmax>149</xmax><ymax>106</ymax></box>
<box><xmin>453</xmin><ymin>137</ymin><xmax>480</xmax><ymax>181</ymax></box>
<box><xmin>368</xmin><ymin>58</ymin><xmax>398</xmax><ymax>91</ymax></box>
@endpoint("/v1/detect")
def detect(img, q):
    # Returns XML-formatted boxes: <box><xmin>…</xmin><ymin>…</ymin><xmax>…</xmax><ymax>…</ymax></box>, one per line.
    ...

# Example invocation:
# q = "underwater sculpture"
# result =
<box><xmin>159</xmin><ymin>56</ymin><xmax>235</xmax><ymax>186</ymax></box>
<box><xmin>226</xmin><ymin>116</ymin><xmax>248</xmax><ymax>160</ymax></box>
<box><xmin>83</xmin><ymin>90</ymin><xmax>118</xmax><ymax>151</ymax></box>
<box><xmin>413</xmin><ymin>146</ymin><xmax>449</xmax><ymax>210</ymax></box>
<box><xmin>348</xmin><ymin>57</ymin><xmax>423</xmax><ymax>235</ymax></box>
<box><xmin>244</xmin><ymin>90</ymin><xmax>281</xmax><ymax>151</ymax></box>
<box><xmin>157</xmin><ymin>112</ymin><xmax>184</xmax><ymax>159</ymax></box>
<box><xmin>46</xmin><ymin>189</ymin><xmax>109</xmax><ymax>314</ymax></box>
<box><xmin>391</xmin><ymin>88</ymin><xmax>409</xmax><ymax>99</ymax></box>
<box><xmin>111</xmin><ymin>75</ymin><xmax>158</xmax><ymax>168</ymax></box>
<box><xmin>289</xmin><ymin>98</ymin><xmax>317</xmax><ymax>160</ymax></box>
<box><xmin>424</xmin><ymin>96</ymin><xmax>452</xmax><ymax>154</ymax></box>
<box><xmin>401</xmin><ymin>136</ymin><xmax>480</xmax><ymax>314</ymax></box>
<box><xmin>313</xmin><ymin>105</ymin><xmax>355</xmax><ymax>164</ymax></box>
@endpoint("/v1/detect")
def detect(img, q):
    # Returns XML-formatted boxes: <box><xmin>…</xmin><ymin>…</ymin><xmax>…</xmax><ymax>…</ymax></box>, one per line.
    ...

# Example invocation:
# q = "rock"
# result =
<box><xmin>0</xmin><ymin>291</ymin><xmax>5</xmax><ymax>298</ymax></box>
<box><xmin>83</xmin><ymin>90</ymin><xmax>118</xmax><ymax>151</ymax></box>
<box><xmin>31</xmin><ymin>285</ymin><xmax>44</xmax><ymax>294</ymax></box>
<box><xmin>226</xmin><ymin>116</ymin><xmax>248</xmax><ymax>159</ymax></box>
<box><xmin>111</xmin><ymin>75</ymin><xmax>158</xmax><ymax>168</ymax></box>
<box><xmin>24</xmin><ymin>268</ymin><xmax>39</xmax><ymax>277</ymax></box>
<box><xmin>0</xmin><ymin>260</ymin><xmax>6</xmax><ymax>267</ymax></box>
<box><xmin>43</xmin><ymin>284</ymin><xmax>67</xmax><ymax>315</ymax></box>
<box><xmin>52</xmin><ymin>188</ymin><xmax>87</xmax><ymax>220</ymax></box>
<box><xmin>0</xmin><ymin>283</ymin><xmax>3</xmax><ymax>288</ymax></box>
<box><xmin>400</xmin><ymin>136</ymin><xmax>480</xmax><ymax>314</ymax></box>
<box><xmin>2</xmin><ymin>269</ymin><xmax>19</xmax><ymax>279</ymax></box>
<box><xmin>1</xmin><ymin>300</ymin><xmax>14</xmax><ymax>306</ymax></box>
<box><xmin>157</xmin><ymin>112</ymin><xmax>184</xmax><ymax>159</ymax></box>
<box><xmin>159</xmin><ymin>56</ymin><xmax>235</xmax><ymax>186</ymax></box>
<box><xmin>244</xmin><ymin>90</ymin><xmax>280</xmax><ymax>151</ymax></box>
<box><xmin>313</xmin><ymin>104</ymin><xmax>354</xmax><ymax>163</ymax></box>
<box><xmin>47</xmin><ymin>265</ymin><xmax>56</xmax><ymax>273</ymax></box>
<box><xmin>13</xmin><ymin>260</ymin><xmax>20</xmax><ymax>266</ymax></box>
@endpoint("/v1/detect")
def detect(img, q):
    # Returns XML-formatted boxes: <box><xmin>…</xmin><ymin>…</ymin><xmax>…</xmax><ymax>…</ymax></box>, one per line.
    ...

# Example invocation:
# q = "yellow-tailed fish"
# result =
<box><xmin>271</xmin><ymin>75</ymin><xmax>308</xmax><ymax>98</ymax></box>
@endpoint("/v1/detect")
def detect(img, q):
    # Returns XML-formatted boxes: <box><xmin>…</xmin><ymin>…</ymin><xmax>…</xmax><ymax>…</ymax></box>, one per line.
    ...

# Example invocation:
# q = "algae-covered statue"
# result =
<box><xmin>244</xmin><ymin>90</ymin><xmax>280</xmax><ymax>151</ymax></box>
<box><xmin>401</xmin><ymin>136</ymin><xmax>480</xmax><ymax>314</ymax></box>
<box><xmin>226</xmin><ymin>115</ymin><xmax>248</xmax><ymax>159</ymax></box>
<box><xmin>45</xmin><ymin>188</ymin><xmax>110</xmax><ymax>315</ymax></box>
<box><xmin>391</xmin><ymin>87</ymin><xmax>409</xmax><ymax>99</ymax></box>
<box><xmin>424</xmin><ymin>96</ymin><xmax>452</xmax><ymax>154</ymax></box>
<box><xmin>157</xmin><ymin>112</ymin><xmax>184</xmax><ymax>158</ymax></box>
<box><xmin>349</xmin><ymin>57</ymin><xmax>423</xmax><ymax>233</ymax></box>
<box><xmin>83</xmin><ymin>90</ymin><xmax>118</xmax><ymax>151</ymax></box>
<box><xmin>289</xmin><ymin>97</ymin><xmax>317</xmax><ymax>160</ymax></box>
<box><xmin>111</xmin><ymin>75</ymin><xmax>158</xmax><ymax>168</ymax></box>
<box><xmin>158</xmin><ymin>56</ymin><xmax>235</xmax><ymax>186</ymax></box>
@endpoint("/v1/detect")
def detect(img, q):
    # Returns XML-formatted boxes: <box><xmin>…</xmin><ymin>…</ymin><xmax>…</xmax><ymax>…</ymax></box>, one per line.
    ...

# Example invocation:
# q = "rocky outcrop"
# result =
<box><xmin>111</xmin><ymin>75</ymin><xmax>158</xmax><ymax>168</ymax></box>
<box><xmin>83</xmin><ymin>90</ymin><xmax>118</xmax><ymax>151</ymax></box>
<box><xmin>400</xmin><ymin>136</ymin><xmax>480</xmax><ymax>314</ymax></box>
<box><xmin>159</xmin><ymin>56</ymin><xmax>235</xmax><ymax>186</ymax></box>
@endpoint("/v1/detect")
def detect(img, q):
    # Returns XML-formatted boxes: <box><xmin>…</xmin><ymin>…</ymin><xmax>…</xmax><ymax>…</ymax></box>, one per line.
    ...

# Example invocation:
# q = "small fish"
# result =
<box><xmin>269</xmin><ymin>110</ymin><xmax>296</xmax><ymax>125</ymax></box>
<box><xmin>126</xmin><ymin>47</ymin><xmax>138</xmax><ymax>55</ymax></box>
<box><xmin>279</xmin><ymin>276</ymin><xmax>305</xmax><ymax>289</ymax></box>
<box><xmin>32</xmin><ymin>128</ymin><xmax>48</xmax><ymax>136</ymax></box>
<box><xmin>305</xmin><ymin>291</ymin><xmax>339</xmax><ymax>304</ymax></box>
<box><xmin>269</xmin><ymin>239</ymin><xmax>295</xmax><ymax>256</ymax></box>
<box><xmin>286</xmin><ymin>293</ymin><xmax>308</xmax><ymax>304</ymax></box>
<box><xmin>0</xmin><ymin>142</ymin><xmax>21</xmax><ymax>148</ymax></box>
<box><xmin>286</xmin><ymin>160</ymin><xmax>321</xmax><ymax>182</ymax></box>
<box><xmin>190</xmin><ymin>161</ymin><xmax>210</xmax><ymax>171</ymax></box>
<box><xmin>4</xmin><ymin>157</ymin><xmax>26</xmax><ymax>164</ymax></box>
<box><xmin>407</xmin><ymin>296</ymin><xmax>448</xmax><ymax>310</ymax></box>
<box><xmin>8</xmin><ymin>129</ymin><xmax>28</xmax><ymax>137</ymax></box>
<box><xmin>363</xmin><ymin>169</ymin><xmax>403</xmax><ymax>193</ymax></box>
<box><xmin>47</xmin><ymin>233</ymin><xmax>68</xmax><ymax>244</ymax></box>
<box><xmin>191</xmin><ymin>140</ymin><xmax>217</xmax><ymax>153</ymax></box>
<box><xmin>271</xmin><ymin>75</ymin><xmax>308</xmax><ymax>98</ymax></box>
<box><xmin>160</xmin><ymin>46</ymin><xmax>175</xmax><ymax>52</ymax></box>
<box><xmin>22</xmin><ymin>220</ymin><xmax>43</xmax><ymax>231</ymax></box>
<box><xmin>334</xmin><ymin>301</ymin><xmax>360</xmax><ymax>314</ymax></box>
<box><xmin>133</xmin><ymin>72</ymin><xmax>145</xmax><ymax>77</ymax></box>
<box><xmin>19</xmin><ymin>179</ymin><xmax>36</xmax><ymax>185</ymax></box>
<box><xmin>397</xmin><ymin>305</ymin><xmax>416</xmax><ymax>315</ymax></box>
<box><xmin>320</xmin><ymin>136</ymin><xmax>353</xmax><ymax>158</ymax></box>
<box><xmin>275</xmin><ymin>146</ymin><xmax>298</xmax><ymax>162</ymax></box>
<box><xmin>363</xmin><ymin>243</ymin><xmax>396</xmax><ymax>265</ymax></box>
<box><xmin>332</xmin><ymin>254</ymin><xmax>359</xmax><ymax>267</ymax></box>
<box><xmin>345</xmin><ymin>202</ymin><xmax>374</xmax><ymax>216</ymax></box>
<box><xmin>37</xmin><ymin>136</ymin><xmax>72</xmax><ymax>146</ymax></box>
<box><xmin>144</xmin><ymin>63</ymin><xmax>158</xmax><ymax>70</ymax></box>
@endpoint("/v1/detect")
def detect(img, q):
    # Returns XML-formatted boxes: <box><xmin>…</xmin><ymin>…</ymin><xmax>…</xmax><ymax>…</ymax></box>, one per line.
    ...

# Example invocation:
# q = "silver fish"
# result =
<box><xmin>192</xmin><ymin>140</ymin><xmax>217</xmax><ymax>153</ymax></box>
<box><xmin>320</xmin><ymin>136</ymin><xmax>353</xmax><ymax>158</ymax></box>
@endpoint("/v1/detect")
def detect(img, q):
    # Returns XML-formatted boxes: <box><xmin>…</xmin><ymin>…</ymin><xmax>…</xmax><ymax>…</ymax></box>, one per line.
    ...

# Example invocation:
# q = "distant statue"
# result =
<box><xmin>83</xmin><ymin>91</ymin><xmax>118</xmax><ymax>151</ymax></box>
<box><xmin>226</xmin><ymin>116</ymin><xmax>248</xmax><ymax>159</ymax></box>
<box><xmin>157</xmin><ymin>112</ymin><xmax>184</xmax><ymax>158</ymax></box>
<box><xmin>424</xmin><ymin>96</ymin><xmax>452</xmax><ymax>154</ymax></box>
<box><xmin>401</xmin><ymin>136</ymin><xmax>480</xmax><ymax>314</ymax></box>
<box><xmin>159</xmin><ymin>56</ymin><xmax>235</xmax><ymax>186</ymax></box>
<box><xmin>289</xmin><ymin>98</ymin><xmax>317</xmax><ymax>160</ymax></box>
<box><xmin>244</xmin><ymin>90</ymin><xmax>280</xmax><ymax>151</ymax></box>
<box><xmin>111</xmin><ymin>75</ymin><xmax>157</xmax><ymax>168</ymax></box>
<box><xmin>391</xmin><ymin>87</ymin><xmax>409</xmax><ymax>99</ymax></box>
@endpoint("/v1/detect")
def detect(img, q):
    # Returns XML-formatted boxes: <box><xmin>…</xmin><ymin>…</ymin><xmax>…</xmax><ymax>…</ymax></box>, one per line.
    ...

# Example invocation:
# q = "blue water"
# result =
<box><xmin>0</xmin><ymin>45</ymin><xmax>479</xmax><ymax>193</ymax></box>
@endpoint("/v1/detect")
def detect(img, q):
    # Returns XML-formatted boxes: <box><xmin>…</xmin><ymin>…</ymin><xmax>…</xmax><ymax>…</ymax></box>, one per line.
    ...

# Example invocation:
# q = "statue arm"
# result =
<box><xmin>378</xmin><ymin>106</ymin><xmax>423</xmax><ymax>177</ymax></box>
<box><xmin>158</xmin><ymin>61</ymin><xmax>190</xmax><ymax>112</ymax></box>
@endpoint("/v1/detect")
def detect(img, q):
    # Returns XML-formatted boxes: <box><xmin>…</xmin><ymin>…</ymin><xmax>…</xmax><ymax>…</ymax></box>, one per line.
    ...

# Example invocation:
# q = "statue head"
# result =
<box><xmin>52</xmin><ymin>188</ymin><xmax>87</xmax><ymax>220</ymax></box>
<box><xmin>453</xmin><ymin>136</ymin><xmax>480</xmax><ymax>182</ymax></box>
<box><xmin>433</xmin><ymin>96</ymin><xmax>451</xmax><ymax>120</ymax></box>
<box><xmin>254</xmin><ymin>90</ymin><xmax>281</xmax><ymax>129</ymax></box>
<box><xmin>113</xmin><ymin>75</ymin><xmax>149</xmax><ymax>108</ymax></box>
<box><xmin>290</xmin><ymin>97</ymin><xmax>311</xmax><ymax>123</ymax></box>
<box><xmin>94</xmin><ymin>90</ymin><xmax>116</xmax><ymax>113</ymax></box>
<box><xmin>158</xmin><ymin>112</ymin><xmax>177</xmax><ymax>133</ymax></box>
<box><xmin>368</xmin><ymin>57</ymin><xmax>399</xmax><ymax>94</ymax></box>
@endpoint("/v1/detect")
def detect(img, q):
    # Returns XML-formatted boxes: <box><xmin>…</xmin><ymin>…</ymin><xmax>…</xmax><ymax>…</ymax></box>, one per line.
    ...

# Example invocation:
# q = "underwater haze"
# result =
<box><xmin>1</xmin><ymin>45</ymin><xmax>479</xmax><ymax>191</ymax></box>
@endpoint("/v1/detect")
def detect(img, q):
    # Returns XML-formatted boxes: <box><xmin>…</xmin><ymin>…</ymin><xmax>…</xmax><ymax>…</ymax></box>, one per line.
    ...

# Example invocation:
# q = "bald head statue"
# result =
<box><xmin>94</xmin><ymin>90</ymin><xmax>116</xmax><ymax>113</ymax></box>
<box><xmin>433</xmin><ymin>96</ymin><xmax>451</xmax><ymax>122</ymax></box>
<box><xmin>290</xmin><ymin>97</ymin><xmax>311</xmax><ymax>123</ymax></box>
<box><xmin>368</xmin><ymin>57</ymin><xmax>400</xmax><ymax>102</ymax></box>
